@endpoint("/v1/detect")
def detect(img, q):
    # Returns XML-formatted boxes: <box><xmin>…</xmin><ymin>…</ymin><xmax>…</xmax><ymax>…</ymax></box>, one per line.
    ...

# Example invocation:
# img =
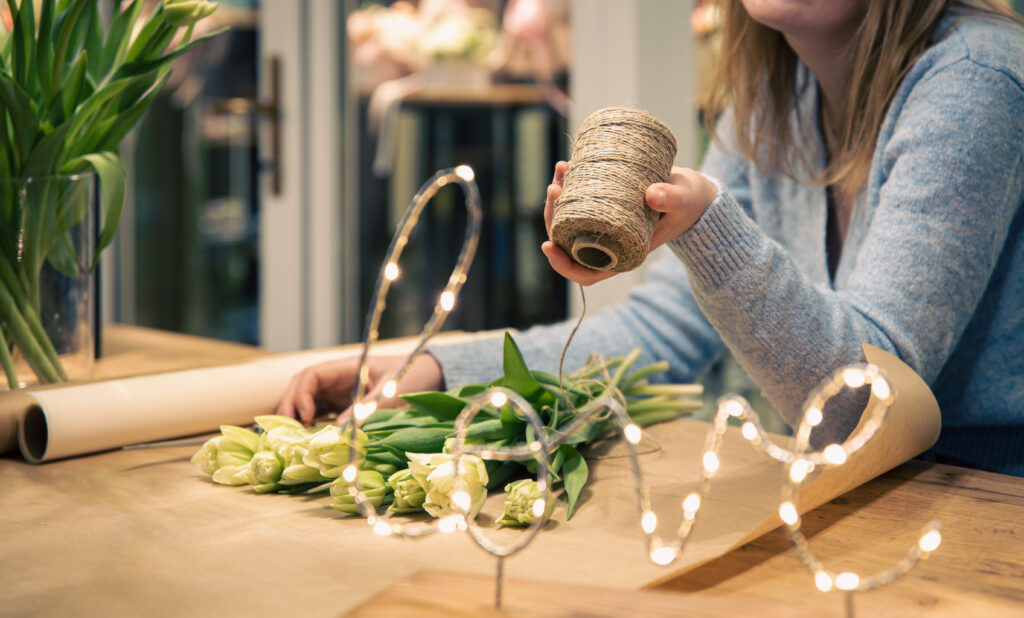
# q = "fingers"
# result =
<box><xmin>541</xmin><ymin>240</ymin><xmax>616</xmax><ymax>286</ymax></box>
<box><xmin>645</xmin><ymin>168</ymin><xmax>718</xmax><ymax>251</ymax></box>
<box><xmin>275</xmin><ymin>358</ymin><xmax>358</xmax><ymax>426</ymax></box>
<box><xmin>544</xmin><ymin>161</ymin><xmax>569</xmax><ymax>236</ymax></box>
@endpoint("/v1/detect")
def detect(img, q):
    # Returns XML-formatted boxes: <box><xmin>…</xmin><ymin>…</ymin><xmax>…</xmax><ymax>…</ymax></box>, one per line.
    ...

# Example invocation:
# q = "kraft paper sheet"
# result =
<box><xmin>0</xmin><ymin>343</ymin><xmax>940</xmax><ymax>617</ymax></box>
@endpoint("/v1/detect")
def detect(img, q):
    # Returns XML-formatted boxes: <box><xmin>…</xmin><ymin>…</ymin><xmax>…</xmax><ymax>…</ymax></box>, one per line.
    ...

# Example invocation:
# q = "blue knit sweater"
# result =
<box><xmin>429</xmin><ymin>12</ymin><xmax>1024</xmax><ymax>476</ymax></box>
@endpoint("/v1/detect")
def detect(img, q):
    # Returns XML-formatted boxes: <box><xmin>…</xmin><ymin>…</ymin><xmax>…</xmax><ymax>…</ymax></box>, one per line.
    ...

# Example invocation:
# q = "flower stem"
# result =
<box><xmin>0</xmin><ymin>257</ymin><xmax>68</xmax><ymax>379</ymax></box>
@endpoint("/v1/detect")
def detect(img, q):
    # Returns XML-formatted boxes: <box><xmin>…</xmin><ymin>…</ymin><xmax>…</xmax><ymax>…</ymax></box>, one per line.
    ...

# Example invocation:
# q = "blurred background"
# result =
<box><xmin>100</xmin><ymin>0</ymin><xmax>1023</xmax><ymax>431</ymax></box>
<box><xmin>103</xmin><ymin>0</ymin><xmax>706</xmax><ymax>351</ymax></box>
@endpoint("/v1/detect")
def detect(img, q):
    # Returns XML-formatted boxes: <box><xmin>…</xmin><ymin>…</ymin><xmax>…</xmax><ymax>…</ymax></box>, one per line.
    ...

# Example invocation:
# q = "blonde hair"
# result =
<box><xmin>704</xmin><ymin>0</ymin><xmax>1021</xmax><ymax>200</ymax></box>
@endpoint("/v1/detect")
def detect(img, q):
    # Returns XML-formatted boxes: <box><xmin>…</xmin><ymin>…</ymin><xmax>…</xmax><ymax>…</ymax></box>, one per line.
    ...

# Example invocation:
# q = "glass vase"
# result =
<box><xmin>0</xmin><ymin>173</ymin><xmax>96</xmax><ymax>389</ymax></box>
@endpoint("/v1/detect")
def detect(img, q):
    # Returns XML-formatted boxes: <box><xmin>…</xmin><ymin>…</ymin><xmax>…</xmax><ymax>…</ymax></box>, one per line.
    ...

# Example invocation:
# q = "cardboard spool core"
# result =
<box><xmin>571</xmin><ymin>234</ymin><xmax>621</xmax><ymax>271</ymax></box>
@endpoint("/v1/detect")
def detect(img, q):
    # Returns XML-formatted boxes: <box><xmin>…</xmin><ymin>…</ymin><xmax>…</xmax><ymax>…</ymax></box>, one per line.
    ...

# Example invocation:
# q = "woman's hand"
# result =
<box><xmin>541</xmin><ymin>163</ymin><xmax>718</xmax><ymax>285</ymax></box>
<box><xmin>275</xmin><ymin>353</ymin><xmax>444</xmax><ymax>425</ymax></box>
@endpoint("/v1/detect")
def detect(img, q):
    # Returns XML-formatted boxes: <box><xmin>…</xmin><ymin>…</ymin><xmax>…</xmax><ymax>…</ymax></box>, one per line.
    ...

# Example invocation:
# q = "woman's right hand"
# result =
<box><xmin>275</xmin><ymin>352</ymin><xmax>444</xmax><ymax>425</ymax></box>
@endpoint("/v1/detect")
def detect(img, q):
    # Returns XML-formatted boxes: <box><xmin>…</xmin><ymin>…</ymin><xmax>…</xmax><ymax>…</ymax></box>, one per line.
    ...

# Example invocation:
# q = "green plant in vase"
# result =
<box><xmin>0</xmin><ymin>0</ymin><xmax>223</xmax><ymax>388</ymax></box>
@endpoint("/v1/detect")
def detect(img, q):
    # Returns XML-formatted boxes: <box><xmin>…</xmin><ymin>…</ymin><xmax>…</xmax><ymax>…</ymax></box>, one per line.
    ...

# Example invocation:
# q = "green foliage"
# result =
<box><xmin>0</xmin><ymin>0</ymin><xmax>223</xmax><ymax>387</ymax></box>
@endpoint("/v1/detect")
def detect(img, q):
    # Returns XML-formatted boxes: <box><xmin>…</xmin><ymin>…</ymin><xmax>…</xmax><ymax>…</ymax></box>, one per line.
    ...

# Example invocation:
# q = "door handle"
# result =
<box><xmin>210</xmin><ymin>55</ymin><xmax>282</xmax><ymax>195</ymax></box>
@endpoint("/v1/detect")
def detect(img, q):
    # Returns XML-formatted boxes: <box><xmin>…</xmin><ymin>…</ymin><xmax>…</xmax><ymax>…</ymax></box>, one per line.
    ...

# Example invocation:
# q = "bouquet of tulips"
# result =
<box><xmin>0</xmin><ymin>0</ymin><xmax>222</xmax><ymax>387</ymax></box>
<box><xmin>192</xmin><ymin>333</ymin><xmax>703</xmax><ymax>525</ymax></box>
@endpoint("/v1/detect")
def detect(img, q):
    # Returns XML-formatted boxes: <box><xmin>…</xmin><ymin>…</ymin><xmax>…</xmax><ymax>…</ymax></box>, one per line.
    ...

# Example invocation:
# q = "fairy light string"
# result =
<box><xmin>336</xmin><ymin>165</ymin><xmax>941</xmax><ymax>606</ymax></box>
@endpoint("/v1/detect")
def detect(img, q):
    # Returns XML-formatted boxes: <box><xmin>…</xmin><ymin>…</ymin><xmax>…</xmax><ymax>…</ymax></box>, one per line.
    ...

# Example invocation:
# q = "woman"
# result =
<box><xmin>278</xmin><ymin>0</ymin><xmax>1024</xmax><ymax>475</ymax></box>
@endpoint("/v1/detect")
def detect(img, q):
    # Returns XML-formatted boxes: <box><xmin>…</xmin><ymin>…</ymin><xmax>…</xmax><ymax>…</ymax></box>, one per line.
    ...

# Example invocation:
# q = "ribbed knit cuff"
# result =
<box><xmin>667</xmin><ymin>174</ymin><xmax>761</xmax><ymax>290</ymax></box>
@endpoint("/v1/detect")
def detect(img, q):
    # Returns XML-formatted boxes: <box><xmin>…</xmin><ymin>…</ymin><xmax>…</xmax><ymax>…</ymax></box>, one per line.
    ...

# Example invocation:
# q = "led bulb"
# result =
<box><xmin>641</xmin><ymin>510</ymin><xmax>658</xmax><ymax>533</ymax></box>
<box><xmin>835</xmin><ymin>572</ymin><xmax>860</xmax><ymax>591</ymax></box>
<box><xmin>624</xmin><ymin>423</ymin><xmax>642</xmax><ymax>445</ymax></box>
<box><xmin>779</xmin><ymin>501</ymin><xmax>799</xmax><ymax>525</ymax></box>
<box><xmin>814</xmin><ymin>571</ymin><xmax>833</xmax><ymax>592</ymax></box>
<box><xmin>702</xmin><ymin>451</ymin><xmax>720</xmax><ymax>475</ymax></box>
<box><xmin>440</xmin><ymin>291</ymin><xmax>455</xmax><ymax>312</ymax></box>
<box><xmin>805</xmin><ymin>407</ymin><xmax>823</xmax><ymax>427</ymax></box>
<box><xmin>919</xmin><ymin>529</ymin><xmax>942</xmax><ymax>553</ymax></box>
<box><xmin>650</xmin><ymin>546</ymin><xmax>675</xmax><ymax>566</ymax></box>
<box><xmin>490</xmin><ymin>392</ymin><xmax>508</xmax><ymax>407</ymax></box>
<box><xmin>823</xmin><ymin>444</ymin><xmax>848</xmax><ymax>465</ymax></box>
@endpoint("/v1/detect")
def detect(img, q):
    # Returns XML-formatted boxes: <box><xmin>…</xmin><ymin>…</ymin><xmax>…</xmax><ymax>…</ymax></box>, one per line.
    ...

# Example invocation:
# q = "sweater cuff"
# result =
<box><xmin>426</xmin><ymin>331</ymin><xmax>507</xmax><ymax>390</ymax></box>
<box><xmin>668</xmin><ymin>174</ymin><xmax>761</xmax><ymax>290</ymax></box>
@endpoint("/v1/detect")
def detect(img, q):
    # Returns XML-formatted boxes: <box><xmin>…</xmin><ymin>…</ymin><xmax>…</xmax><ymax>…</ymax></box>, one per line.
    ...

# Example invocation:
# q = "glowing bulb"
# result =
<box><xmin>872</xmin><ymin>378</ymin><xmax>891</xmax><ymax>400</ymax></box>
<box><xmin>440</xmin><ymin>291</ymin><xmax>455</xmax><ymax>312</ymax></box>
<box><xmin>382</xmin><ymin>380</ymin><xmax>397</xmax><ymax>398</ymax></box>
<box><xmin>650</xmin><ymin>546</ymin><xmax>675</xmax><ymax>566</ymax></box>
<box><xmin>805</xmin><ymin>407</ymin><xmax>823</xmax><ymax>427</ymax></box>
<box><xmin>823</xmin><ymin>444</ymin><xmax>848</xmax><ymax>465</ymax></box>
<box><xmin>384</xmin><ymin>262</ymin><xmax>400</xmax><ymax>281</ymax></box>
<box><xmin>641</xmin><ymin>510</ymin><xmax>658</xmax><ymax>533</ymax></box>
<box><xmin>624</xmin><ymin>423</ymin><xmax>642</xmax><ymax>445</ymax></box>
<box><xmin>438</xmin><ymin>515</ymin><xmax>462</xmax><ymax>534</ymax></box>
<box><xmin>354</xmin><ymin>401</ymin><xmax>377</xmax><ymax>421</ymax></box>
<box><xmin>682</xmin><ymin>493</ymin><xmax>701</xmax><ymax>514</ymax></box>
<box><xmin>373</xmin><ymin>521</ymin><xmax>393</xmax><ymax>536</ymax></box>
<box><xmin>779</xmin><ymin>501</ymin><xmax>799</xmax><ymax>525</ymax></box>
<box><xmin>835</xmin><ymin>572</ymin><xmax>860</xmax><ymax>591</ymax></box>
<box><xmin>842</xmin><ymin>368</ymin><xmax>866</xmax><ymax>388</ymax></box>
<box><xmin>723</xmin><ymin>400</ymin><xmax>744</xmax><ymax>417</ymax></box>
<box><xmin>532</xmin><ymin>499</ymin><xmax>546</xmax><ymax>517</ymax></box>
<box><xmin>455</xmin><ymin>165</ymin><xmax>475</xmax><ymax>182</ymax></box>
<box><xmin>451</xmin><ymin>491</ymin><xmax>471</xmax><ymax>512</ymax></box>
<box><xmin>702</xmin><ymin>451</ymin><xmax>720</xmax><ymax>475</ymax></box>
<box><xmin>490</xmin><ymin>392</ymin><xmax>508</xmax><ymax>407</ymax></box>
<box><xmin>919</xmin><ymin>530</ymin><xmax>942</xmax><ymax>553</ymax></box>
<box><xmin>342</xmin><ymin>465</ymin><xmax>357</xmax><ymax>483</ymax></box>
<box><xmin>741</xmin><ymin>422</ymin><xmax>758</xmax><ymax>440</ymax></box>
<box><xmin>815</xmin><ymin>571</ymin><xmax>834</xmax><ymax>592</ymax></box>
<box><xmin>789</xmin><ymin>459</ymin><xmax>811</xmax><ymax>483</ymax></box>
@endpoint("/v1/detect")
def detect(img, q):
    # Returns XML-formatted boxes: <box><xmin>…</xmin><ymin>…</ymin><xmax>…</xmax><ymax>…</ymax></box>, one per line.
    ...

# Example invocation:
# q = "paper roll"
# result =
<box><xmin>11</xmin><ymin>338</ymin><xmax>435</xmax><ymax>463</ymax></box>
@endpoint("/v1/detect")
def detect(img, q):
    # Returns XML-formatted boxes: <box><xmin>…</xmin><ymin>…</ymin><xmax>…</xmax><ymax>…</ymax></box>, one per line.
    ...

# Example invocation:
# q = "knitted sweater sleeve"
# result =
<box><xmin>670</xmin><ymin>52</ymin><xmax>1024</xmax><ymax>441</ymax></box>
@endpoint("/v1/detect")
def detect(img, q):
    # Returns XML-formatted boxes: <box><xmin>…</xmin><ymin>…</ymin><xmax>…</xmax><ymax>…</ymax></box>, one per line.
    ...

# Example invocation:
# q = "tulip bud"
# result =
<box><xmin>248</xmin><ymin>450</ymin><xmax>285</xmax><ymax>493</ymax></box>
<box><xmin>191</xmin><ymin>424</ymin><xmax>259</xmax><ymax>482</ymax></box>
<box><xmin>164</xmin><ymin>0</ymin><xmax>218</xmax><ymax>27</ymax></box>
<box><xmin>387</xmin><ymin>469</ymin><xmax>426</xmax><ymax>514</ymax></box>
<box><xmin>331</xmin><ymin>470</ymin><xmax>390</xmax><ymax>514</ymax></box>
<box><xmin>407</xmin><ymin>452</ymin><xmax>489</xmax><ymax>519</ymax></box>
<box><xmin>496</xmin><ymin>479</ymin><xmax>553</xmax><ymax>527</ymax></box>
<box><xmin>302</xmin><ymin>424</ymin><xmax>367</xmax><ymax>479</ymax></box>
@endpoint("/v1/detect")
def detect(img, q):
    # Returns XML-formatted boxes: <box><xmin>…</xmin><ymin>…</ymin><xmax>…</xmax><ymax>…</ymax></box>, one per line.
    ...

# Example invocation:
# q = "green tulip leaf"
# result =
<box><xmin>561</xmin><ymin>445</ymin><xmax>588</xmax><ymax>520</ymax></box>
<box><xmin>399</xmin><ymin>391</ymin><xmax>469</xmax><ymax>421</ymax></box>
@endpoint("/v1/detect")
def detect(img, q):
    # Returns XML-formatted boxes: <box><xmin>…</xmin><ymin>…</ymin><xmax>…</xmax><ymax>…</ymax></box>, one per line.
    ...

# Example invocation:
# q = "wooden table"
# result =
<box><xmin>3</xmin><ymin>326</ymin><xmax>1022</xmax><ymax>617</ymax></box>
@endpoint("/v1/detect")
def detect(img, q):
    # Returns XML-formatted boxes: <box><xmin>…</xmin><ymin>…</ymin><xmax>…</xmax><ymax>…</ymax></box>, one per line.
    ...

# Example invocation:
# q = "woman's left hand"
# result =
<box><xmin>542</xmin><ymin>165</ymin><xmax>718</xmax><ymax>285</ymax></box>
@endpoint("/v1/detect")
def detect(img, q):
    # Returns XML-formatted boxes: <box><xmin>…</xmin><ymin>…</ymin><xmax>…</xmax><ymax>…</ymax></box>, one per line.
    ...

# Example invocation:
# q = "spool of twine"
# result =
<box><xmin>551</xmin><ymin>107</ymin><xmax>677</xmax><ymax>272</ymax></box>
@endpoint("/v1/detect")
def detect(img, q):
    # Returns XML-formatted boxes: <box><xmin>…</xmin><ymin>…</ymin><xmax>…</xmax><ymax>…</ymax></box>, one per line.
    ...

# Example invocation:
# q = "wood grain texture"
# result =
<box><xmin>653</xmin><ymin>461</ymin><xmax>1024</xmax><ymax>617</ymax></box>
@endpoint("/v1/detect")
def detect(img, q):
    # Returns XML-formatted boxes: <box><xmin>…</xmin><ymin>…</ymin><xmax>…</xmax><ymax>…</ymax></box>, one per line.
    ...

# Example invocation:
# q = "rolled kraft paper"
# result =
<box><xmin>551</xmin><ymin>107</ymin><xmax>678</xmax><ymax>272</ymax></box>
<box><xmin>13</xmin><ymin>339</ymin><xmax>429</xmax><ymax>463</ymax></box>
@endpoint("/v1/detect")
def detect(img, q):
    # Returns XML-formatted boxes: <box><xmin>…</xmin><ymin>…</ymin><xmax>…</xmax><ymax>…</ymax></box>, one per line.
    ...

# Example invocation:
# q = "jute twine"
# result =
<box><xmin>551</xmin><ymin>107</ymin><xmax>677</xmax><ymax>272</ymax></box>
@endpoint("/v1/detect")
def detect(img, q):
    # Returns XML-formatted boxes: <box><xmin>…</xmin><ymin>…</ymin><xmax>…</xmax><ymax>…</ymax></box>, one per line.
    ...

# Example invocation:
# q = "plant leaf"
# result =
<box><xmin>61</xmin><ymin>151</ymin><xmax>124</xmax><ymax>265</ymax></box>
<box><xmin>561</xmin><ymin>445</ymin><xmax>588</xmax><ymax>519</ymax></box>
<box><xmin>35</xmin><ymin>0</ymin><xmax>56</xmax><ymax>104</ymax></box>
<box><xmin>399</xmin><ymin>391</ymin><xmax>468</xmax><ymax>421</ymax></box>
<box><xmin>0</xmin><ymin>71</ymin><xmax>41</xmax><ymax>166</ymax></box>
<box><xmin>51</xmin><ymin>0</ymin><xmax>89</xmax><ymax>94</ymax></box>
<box><xmin>372</xmin><ymin>426</ymin><xmax>452</xmax><ymax>454</ymax></box>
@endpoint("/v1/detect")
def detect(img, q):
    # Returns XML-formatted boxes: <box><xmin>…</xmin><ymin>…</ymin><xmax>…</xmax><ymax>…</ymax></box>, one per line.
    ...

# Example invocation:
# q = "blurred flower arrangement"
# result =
<box><xmin>348</xmin><ymin>0</ymin><xmax>501</xmax><ymax>91</ymax></box>
<box><xmin>193</xmin><ymin>332</ymin><xmax>703</xmax><ymax>526</ymax></box>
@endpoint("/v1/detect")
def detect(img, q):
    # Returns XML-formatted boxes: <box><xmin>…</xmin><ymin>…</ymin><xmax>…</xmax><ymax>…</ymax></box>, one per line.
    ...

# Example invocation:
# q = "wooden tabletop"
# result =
<box><xmin>653</xmin><ymin>460</ymin><xmax>1024</xmax><ymax>617</ymax></box>
<box><xmin>3</xmin><ymin>326</ymin><xmax>1022</xmax><ymax>617</ymax></box>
